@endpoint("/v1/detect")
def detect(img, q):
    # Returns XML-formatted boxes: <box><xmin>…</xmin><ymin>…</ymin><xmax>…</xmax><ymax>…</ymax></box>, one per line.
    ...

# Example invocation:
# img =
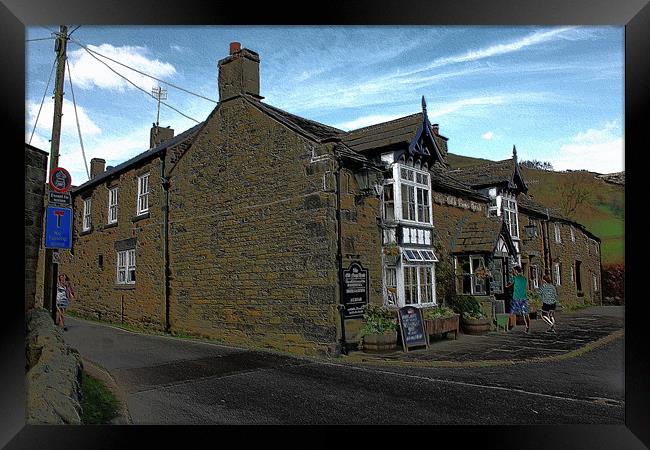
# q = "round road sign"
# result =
<box><xmin>49</xmin><ymin>167</ymin><xmax>72</xmax><ymax>193</ymax></box>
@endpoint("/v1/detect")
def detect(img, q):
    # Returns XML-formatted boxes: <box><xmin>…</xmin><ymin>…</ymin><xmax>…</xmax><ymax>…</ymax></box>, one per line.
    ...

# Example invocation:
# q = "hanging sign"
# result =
<box><xmin>398</xmin><ymin>306</ymin><xmax>428</xmax><ymax>352</ymax></box>
<box><xmin>342</xmin><ymin>261</ymin><xmax>369</xmax><ymax>318</ymax></box>
<box><xmin>49</xmin><ymin>167</ymin><xmax>72</xmax><ymax>193</ymax></box>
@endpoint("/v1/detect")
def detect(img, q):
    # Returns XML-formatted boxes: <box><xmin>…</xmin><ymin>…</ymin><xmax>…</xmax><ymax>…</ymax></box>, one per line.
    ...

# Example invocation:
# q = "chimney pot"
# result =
<box><xmin>230</xmin><ymin>42</ymin><xmax>241</xmax><ymax>55</ymax></box>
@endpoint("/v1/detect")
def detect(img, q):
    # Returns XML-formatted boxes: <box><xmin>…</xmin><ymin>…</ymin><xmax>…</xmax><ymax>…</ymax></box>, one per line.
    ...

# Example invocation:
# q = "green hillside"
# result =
<box><xmin>447</xmin><ymin>153</ymin><xmax>625</xmax><ymax>265</ymax></box>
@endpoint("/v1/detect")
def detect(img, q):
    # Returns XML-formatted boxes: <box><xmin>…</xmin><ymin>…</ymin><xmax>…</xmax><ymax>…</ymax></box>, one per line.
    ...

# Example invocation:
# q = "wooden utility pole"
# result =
<box><xmin>43</xmin><ymin>25</ymin><xmax>68</xmax><ymax>320</ymax></box>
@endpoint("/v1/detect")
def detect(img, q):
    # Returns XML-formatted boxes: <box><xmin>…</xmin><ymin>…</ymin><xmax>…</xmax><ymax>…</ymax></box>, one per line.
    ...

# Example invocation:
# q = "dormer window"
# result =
<box><xmin>397</xmin><ymin>165</ymin><xmax>432</xmax><ymax>224</ymax></box>
<box><xmin>502</xmin><ymin>193</ymin><xmax>519</xmax><ymax>239</ymax></box>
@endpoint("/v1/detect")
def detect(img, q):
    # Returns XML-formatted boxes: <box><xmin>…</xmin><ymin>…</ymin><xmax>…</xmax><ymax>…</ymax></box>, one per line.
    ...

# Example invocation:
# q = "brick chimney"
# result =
<box><xmin>217</xmin><ymin>42</ymin><xmax>261</xmax><ymax>102</ymax></box>
<box><xmin>90</xmin><ymin>158</ymin><xmax>105</xmax><ymax>179</ymax></box>
<box><xmin>432</xmin><ymin>123</ymin><xmax>440</xmax><ymax>136</ymax></box>
<box><xmin>150</xmin><ymin>124</ymin><xmax>175</xmax><ymax>148</ymax></box>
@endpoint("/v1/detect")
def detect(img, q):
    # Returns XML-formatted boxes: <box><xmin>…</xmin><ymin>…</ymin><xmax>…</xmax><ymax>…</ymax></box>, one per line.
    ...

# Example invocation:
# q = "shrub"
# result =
<box><xmin>451</xmin><ymin>295</ymin><xmax>485</xmax><ymax>320</ymax></box>
<box><xmin>422</xmin><ymin>306</ymin><xmax>456</xmax><ymax>321</ymax></box>
<box><xmin>359</xmin><ymin>304</ymin><xmax>398</xmax><ymax>337</ymax></box>
<box><xmin>602</xmin><ymin>264</ymin><xmax>625</xmax><ymax>303</ymax></box>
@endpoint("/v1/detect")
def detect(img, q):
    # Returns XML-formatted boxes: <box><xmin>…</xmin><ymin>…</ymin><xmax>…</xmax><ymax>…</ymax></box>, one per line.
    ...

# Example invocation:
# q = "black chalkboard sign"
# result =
<box><xmin>398</xmin><ymin>306</ymin><xmax>429</xmax><ymax>352</ymax></box>
<box><xmin>342</xmin><ymin>262</ymin><xmax>369</xmax><ymax>318</ymax></box>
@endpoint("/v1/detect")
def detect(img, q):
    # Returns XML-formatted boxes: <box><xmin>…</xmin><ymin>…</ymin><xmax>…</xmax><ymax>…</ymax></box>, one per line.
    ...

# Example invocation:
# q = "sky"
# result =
<box><xmin>25</xmin><ymin>26</ymin><xmax>624</xmax><ymax>185</ymax></box>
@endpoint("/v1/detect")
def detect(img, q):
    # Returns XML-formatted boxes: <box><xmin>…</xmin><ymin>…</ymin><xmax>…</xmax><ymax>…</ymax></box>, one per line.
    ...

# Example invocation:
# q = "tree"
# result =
<box><xmin>520</xmin><ymin>159</ymin><xmax>554</xmax><ymax>171</ymax></box>
<box><xmin>556</xmin><ymin>178</ymin><xmax>590</xmax><ymax>217</ymax></box>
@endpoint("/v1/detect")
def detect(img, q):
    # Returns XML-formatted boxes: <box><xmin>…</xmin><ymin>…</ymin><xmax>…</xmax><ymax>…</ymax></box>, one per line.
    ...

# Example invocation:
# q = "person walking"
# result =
<box><xmin>55</xmin><ymin>273</ymin><xmax>74</xmax><ymax>331</ymax></box>
<box><xmin>506</xmin><ymin>266</ymin><xmax>530</xmax><ymax>333</ymax></box>
<box><xmin>539</xmin><ymin>274</ymin><xmax>558</xmax><ymax>333</ymax></box>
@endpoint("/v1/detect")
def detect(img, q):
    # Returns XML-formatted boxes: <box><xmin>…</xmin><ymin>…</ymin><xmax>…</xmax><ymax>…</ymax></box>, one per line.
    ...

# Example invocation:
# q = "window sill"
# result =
<box><xmin>114</xmin><ymin>284</ymin><xmax>136</xmax><ymax>290</ymax></box>
<box><xmin>104</xmin><ymin>222</ymin><xmax>118</xmax><ymax>229</ymax></box>
<box><xmin>79</xmin><ymin>228</ymin><xmax>93</xmax><ymax>236</ymax></box>
<box><xmin>132</xmin><ymin>212</ymin><xmax>150</xmax><ymax>222</ymax></box>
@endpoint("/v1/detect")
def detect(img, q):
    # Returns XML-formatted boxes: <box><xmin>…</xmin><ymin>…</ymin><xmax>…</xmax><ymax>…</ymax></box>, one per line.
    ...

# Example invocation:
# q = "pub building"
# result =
<box><xmin>47</xmin><ymin>43</ymin><xmax>602</xmax><ymax>356</ymax></box>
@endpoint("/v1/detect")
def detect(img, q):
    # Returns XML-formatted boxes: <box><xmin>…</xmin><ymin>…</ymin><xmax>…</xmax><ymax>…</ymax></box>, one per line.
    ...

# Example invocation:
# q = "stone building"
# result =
<box><xmin>25</xmin><ymin>143</ymin><xmax>48</xmax><ymax>311</ymax></box>
<box><xmin>57</xmin><ymin>43</ymin><xmax>601</xmax><ymax>355</ymax></box>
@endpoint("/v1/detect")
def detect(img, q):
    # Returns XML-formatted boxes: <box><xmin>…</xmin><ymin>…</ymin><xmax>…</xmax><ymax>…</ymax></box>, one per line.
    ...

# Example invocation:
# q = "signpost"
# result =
<box><xmin>398</xmin><ymin>306</ymin><xmax>429</xmax><ymax>352</ymax></box>
<box><xmin>45</xmin><ymin>206</ymin><xmax>73</xmax><ymax>249</ymax></box>
<box><xmin>342</xmin><ymin>262</ymin><xmax>369</xmax><ymax>318</ymax></box>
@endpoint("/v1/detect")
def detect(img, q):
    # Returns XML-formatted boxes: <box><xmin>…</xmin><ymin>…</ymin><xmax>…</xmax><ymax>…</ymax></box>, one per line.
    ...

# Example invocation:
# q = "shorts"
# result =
<box><xmin>510</xmin><ymin>298</ymin><xmax>528</xmax><ymax>315</ymax></box>
<box><xmin>542</xmin><ymin>303</ymin><xmax>557</xmax><ymax>312</ymax></box>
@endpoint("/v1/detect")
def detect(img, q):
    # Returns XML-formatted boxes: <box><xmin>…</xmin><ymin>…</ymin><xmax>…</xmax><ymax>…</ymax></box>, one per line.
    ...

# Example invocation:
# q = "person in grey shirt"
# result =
<box><xmin>539</xmin><ymin>274</ymin><xmax>558</xmax><ymax>333</ymax></box>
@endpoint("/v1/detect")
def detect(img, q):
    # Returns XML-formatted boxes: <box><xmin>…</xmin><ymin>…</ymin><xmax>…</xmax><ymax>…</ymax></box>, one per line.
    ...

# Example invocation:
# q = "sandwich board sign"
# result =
<box><xmin>45</xmin><ymin>206</ymin><xmax>72</xmax><ymax>249</ymax></box>
<box><xmin>398</xmin><ymin>306</ymin><xmax>429</xmax><ymax>352</ymax></box>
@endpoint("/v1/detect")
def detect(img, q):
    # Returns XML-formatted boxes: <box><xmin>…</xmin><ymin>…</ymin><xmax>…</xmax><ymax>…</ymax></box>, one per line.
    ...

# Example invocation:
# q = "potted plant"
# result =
<box><xmin>528</xmin><ymin>292</ymin><xmax>542</xmax><ymax>320</ymax></box>
<box><xmin>453</xmin><ymin>295</ymin><xmax>491</xmax><ymax>335</ymax></box>
<box><xmin>422</xmin><ymin>306</ymin><xmax>460</xmax><ymax>340</ymax></box>
<box><xmin>359</xmin><ymin>304</ymin><xmax>398</xmax><ymax>352</ymax></box>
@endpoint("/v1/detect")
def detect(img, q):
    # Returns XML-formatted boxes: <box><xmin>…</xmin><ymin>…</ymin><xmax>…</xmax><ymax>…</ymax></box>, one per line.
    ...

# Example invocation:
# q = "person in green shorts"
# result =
<box><xmin>506</xmin><ymin>266</ymin><xmax>530</xmax><ymax>333</ymax></box>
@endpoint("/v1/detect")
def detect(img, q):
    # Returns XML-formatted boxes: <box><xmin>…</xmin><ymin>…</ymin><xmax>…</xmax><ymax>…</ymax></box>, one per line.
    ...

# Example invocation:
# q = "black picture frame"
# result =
<box><xmin>6</xmin><ymin>0</ymin><xmax>648</xmax><ymax>447</ymax></box>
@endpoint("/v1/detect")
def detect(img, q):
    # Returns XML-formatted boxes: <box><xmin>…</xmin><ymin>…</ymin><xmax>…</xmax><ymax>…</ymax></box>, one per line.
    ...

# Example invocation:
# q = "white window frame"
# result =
<box><xmin>116</xmin><ymin>249</ymin><xmax>136</xmax><ymax>285</ymax></box>
<box><xmin>530</xmin><ymin>264</ymin><xmax>540</xmax><ymax>289</ymax></box>
<box><xmin>593</xmin><ymin>273</ymin><xmax>599</xmax><ymax>292</ymax></box>
<box><xmin>554</xmin><ymin>223</ymin><xmax>562</xmax><ymax>243</ymax></box>
<box><xmin>456</xmin><ymin>254</ymin><xmax>489</xmax><ymax>295</ymax></box>
<box><xmin>137</xmin><ymin>173</ymin><xmax>150</xmax><ymax>215</ymax></box>
<box><xmin>108</xmin><ymin>187</ymin><xmax>118</xmax><ymax>224</ymax></box>
<box><xmin>502</xmin><ymin>193</ymin><xmax>519</xmax><ymax>239</ymax></box>
<box><xmin>383</xmin><ymin>247</ymin><xmax>437</xmax><ymax>308</ymax></box>
<box><xmin>570</xmin><ymin>226</ymin><xmax>576</xmax><ymax>243</ymax></box>
<box><xmin>82</xmin><ymin>198</ymin><xmax>92</xmax><ymax>231</ymax></box>
<box><xmin>388</xmin><ymin>164</ymin><xmax>432</xmax><ymax>225</ymax></box>
<box><xmin>554</xmin><ymin>262</ymin><xmax>562</xmax><ymax>286</ymax></box>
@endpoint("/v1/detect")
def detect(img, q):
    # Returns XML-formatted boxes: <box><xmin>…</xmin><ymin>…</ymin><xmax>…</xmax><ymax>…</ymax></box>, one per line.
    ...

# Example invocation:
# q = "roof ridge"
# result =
<box><xmin>344</xmin><ymin>112</ymin><xmax>422</xmax><ymax>135</ymax></box>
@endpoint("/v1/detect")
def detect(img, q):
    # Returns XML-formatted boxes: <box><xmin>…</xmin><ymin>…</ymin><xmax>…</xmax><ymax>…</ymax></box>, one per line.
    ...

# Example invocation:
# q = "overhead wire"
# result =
<box><xmin>68</xmin><ymin>36</ymin><xmax>218</xmax><ymax>105</ymax></box>
<box><xmin>70</xmin><ymin>40</ymin><xmax>201</xmax><ymax>123</ymax></box>
<box><xmin>28</xmin><ymin>57</ymin><xmax>57</xmax><ymax>145</ymax></box>
<box><xmin>26</xmin><ymin>37</ymin><xmax>56</xmax><ymax>42</ymax></box>
<box><xmin>65</xmin><ymin>58</ymin><xmax>91</xmax><ymax>179</ymax></box>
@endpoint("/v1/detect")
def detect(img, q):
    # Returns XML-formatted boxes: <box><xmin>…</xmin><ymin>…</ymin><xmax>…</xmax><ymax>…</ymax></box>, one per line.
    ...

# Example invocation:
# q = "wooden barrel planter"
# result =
<box><xmin>425</xmin><ymin>314</ymin><xmax>460</xmax><ymax>340</ymax></box>
<box><xmin>461</xmin><ymin>317</ymin><xmax>491</xmax><ymax>335</ymax></box>
<box><xmin>362</xmin><ymin>332</ymin><xmax>398</xmax><ymax>352</ymax></box>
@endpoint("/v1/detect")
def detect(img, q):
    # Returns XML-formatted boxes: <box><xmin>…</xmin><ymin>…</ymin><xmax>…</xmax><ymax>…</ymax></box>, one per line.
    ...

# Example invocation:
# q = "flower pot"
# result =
<box><xmin>362</xmin><ymin>332</ymin><xmax>398</xmax><ymax>353</ymax></box>
<box><xmin>425</xmin><ymin>314</ymin><xmax>460</xmax><ymax>340</ymax></box>
<box><xmin>461</xmin><ymin>317</ymin><xmax>491</xmax><ymax>335</ymax></box>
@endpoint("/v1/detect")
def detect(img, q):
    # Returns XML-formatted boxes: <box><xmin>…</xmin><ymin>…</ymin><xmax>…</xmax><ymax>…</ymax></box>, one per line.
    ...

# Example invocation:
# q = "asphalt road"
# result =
<box><xmin>64</xmin><ymin>316</ymin><xmax>624</xmax><ymax>425</ymax></box>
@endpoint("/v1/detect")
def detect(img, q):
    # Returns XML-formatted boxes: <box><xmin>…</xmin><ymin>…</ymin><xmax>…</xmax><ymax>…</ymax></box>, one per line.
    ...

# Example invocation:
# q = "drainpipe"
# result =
<box><xmin>334</xmin><ymin>156</ymin><xmax>348</xmax><ymax>355</ymax></box>
<box><xmin>160</xmin><ymin>155</ymin><xmax>171</xmax><ymax>332</ymax></box>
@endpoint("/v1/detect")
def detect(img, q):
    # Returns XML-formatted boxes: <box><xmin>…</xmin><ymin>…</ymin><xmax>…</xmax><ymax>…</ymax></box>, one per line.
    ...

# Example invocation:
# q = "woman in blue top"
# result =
<box><xmin>506</xmin><ymin>266</ymin><xmax>530</xmax><ymax>333</ymax></box>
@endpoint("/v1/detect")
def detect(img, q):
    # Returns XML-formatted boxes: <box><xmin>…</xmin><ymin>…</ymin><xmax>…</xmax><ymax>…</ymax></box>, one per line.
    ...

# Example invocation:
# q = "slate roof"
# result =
<box><xmin>448</xmin><ymin>158</ymin><xmax>517</xmax><ymax>188</ymax></box>
<box><xmin>451</xmin><ymin>216</ymin><xmax>509</xmax><ymax>254</ymax></box>
<box><xmin>517</xmin><ymin>194</ymin><xmax>601</xmax><ymax>242</ymax></box>
<box><xmin>243</xmin><ymin>95</ymin><xmax>343</xmax><ymax>142</ymax></box>
<box><xmin>341</xmin><ymin>113</ymin><xmax>423</xmax><ymax>153</ymax></box>
<box><xmin>430</xmin><ymin>165</ymin><xmax>489</xmax><ymax>202</ymax></box>
<box><xmin>72</xmin><ymin>121</ymin><xmax>204</xmax><ymax>194</ymax></box>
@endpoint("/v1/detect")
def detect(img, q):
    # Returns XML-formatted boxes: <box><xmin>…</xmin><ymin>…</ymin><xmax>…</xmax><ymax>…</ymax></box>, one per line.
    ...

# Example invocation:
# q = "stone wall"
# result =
<box><xmin>26</xmin><ymin>308</ymin><xmax>83</xmax><ymax>424</ymax></box>
<box><xmin>168</xmin><ymin>98</ymin><xmax>340</xmax><ymax>356</ymax></box>
<box><xmin>25</xmin><ymin>145</ymin><xmax>48</xmax><ymax>311</ymax></box>
<box><xmin>519</xmin><ymin>211</ymin><xmax>602</xmax><ymax>308</ymax></box>
<box><xmin>59</xmin><ymin>158</ymin><xmax>167</xmax><ymax>330</ymax></box>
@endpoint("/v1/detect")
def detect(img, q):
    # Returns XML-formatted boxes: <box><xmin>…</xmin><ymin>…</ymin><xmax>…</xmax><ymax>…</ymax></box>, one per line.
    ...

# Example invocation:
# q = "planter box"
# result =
<box><xmin>461</xmin><ymin>317</ymin><xmax>491</xmax><ymax>335</ymax></box>
<box><xmin>425</xmin><ymin>314</ymin><xmax>460</xmax><ymax>340</ymax></box>
<box><xmin>362</xmin><ymin>332</ymin><xmax>398</xmax><ymax>353</ymax></box>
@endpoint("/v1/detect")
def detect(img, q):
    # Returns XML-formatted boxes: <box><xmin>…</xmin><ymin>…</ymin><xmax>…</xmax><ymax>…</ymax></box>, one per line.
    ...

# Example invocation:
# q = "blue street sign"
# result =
<box><xmin>45</xmin><ymin>205</ymin><xmax>73</xmax><ymax>249</ymax></box>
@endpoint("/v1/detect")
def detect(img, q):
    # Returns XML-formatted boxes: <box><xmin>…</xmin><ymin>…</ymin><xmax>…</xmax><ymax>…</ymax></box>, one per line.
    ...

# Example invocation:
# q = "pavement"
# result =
<box><xmin>344</xmin><ymin>305</ymin><xmax>624</xmax><ymax>367</ymax></box>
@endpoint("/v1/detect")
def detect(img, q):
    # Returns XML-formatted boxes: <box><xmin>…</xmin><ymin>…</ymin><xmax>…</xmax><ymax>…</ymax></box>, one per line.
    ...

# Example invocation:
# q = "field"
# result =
<box><xmin>447</xmin><ymin>154</ymin><xmax>625</xmax><ymax>265</ymax></box>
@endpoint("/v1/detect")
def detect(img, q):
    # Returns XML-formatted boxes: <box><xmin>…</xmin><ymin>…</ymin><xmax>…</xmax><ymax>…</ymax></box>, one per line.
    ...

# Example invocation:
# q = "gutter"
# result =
<box><xmin>160</xmin><ymin>155</ymin><xmax>171</xmax><ymax>332</ymax></box>
<box><xmin>333</xmin><ymin>156</ymin><xmax>348</xmax><ymax>355</ymax></box>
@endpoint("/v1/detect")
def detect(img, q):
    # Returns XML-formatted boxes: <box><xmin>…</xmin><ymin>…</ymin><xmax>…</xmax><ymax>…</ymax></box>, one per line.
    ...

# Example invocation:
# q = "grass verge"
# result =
<box><xmin>81</xmin><ymin>372</ymin><xmax>120</xmax><ymax>424</ymax></box>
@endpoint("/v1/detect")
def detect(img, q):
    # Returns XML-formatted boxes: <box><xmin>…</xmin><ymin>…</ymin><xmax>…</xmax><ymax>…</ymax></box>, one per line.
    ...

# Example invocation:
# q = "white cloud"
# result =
<box><xmin>482</xmin><ymin>131</ymin><xmax>494</xmax><ymax>140</ymax></box>
<box><xmin>549</xmin><ymin>121</ymin><xmax>624</xmax><ymax>174</ymax></box>
<box><xmin>67</xmin><ymin>44</ymin><xmax>177</xmax><ymax>92</ymax></box>
<box><xmin>26</xmin><ymin>98</ymin><xmax>102</xmax><ymax>138</ymax></box>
